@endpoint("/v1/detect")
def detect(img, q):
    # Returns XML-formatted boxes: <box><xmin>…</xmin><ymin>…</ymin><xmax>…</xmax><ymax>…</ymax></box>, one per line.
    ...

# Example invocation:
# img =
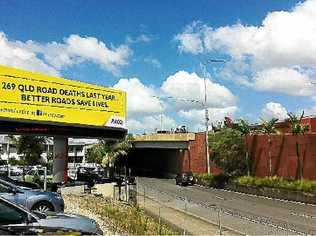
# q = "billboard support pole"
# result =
<box><xmin>52</xmin><ymin>137</ymin><xmax>68</xmax><ymax>183</ymax></box>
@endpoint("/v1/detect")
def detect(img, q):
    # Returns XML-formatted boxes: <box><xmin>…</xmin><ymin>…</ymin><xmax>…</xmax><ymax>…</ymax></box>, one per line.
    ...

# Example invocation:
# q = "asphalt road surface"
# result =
<box><xmin>137</xmin><ymin>177</ymin><xmax>316</xmax><ymax>235</ymax></box>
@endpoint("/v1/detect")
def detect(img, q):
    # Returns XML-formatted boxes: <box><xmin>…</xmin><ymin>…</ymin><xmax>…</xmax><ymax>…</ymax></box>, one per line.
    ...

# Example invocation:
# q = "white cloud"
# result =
<box><xmin>174</xmin><ymin>21</ymin><xmax>204</xmax><ymax>54</ymax></box>
<box><xmin>261</xmin><ymin>102</ymin><xmax>288</xmax><ymax>120</ymax></box>
<box><xmin>113</xmin><ymin>78</ymin><xmax>162</xmax><ymax>117</ymax></box>
<box><xmin>161</xmin><ymin>71</ymin><xmax>237</xmax><ymax>109</ymax></box>
<box><xmin>127</xmin><ymin>115</ymin><xmax>177</xmax><ymax>134</ymax></box>
<box><xmin>0</xmin><ymin>32</ymin><xmax>59</xmax><ymax>75</ymax></box>
<box><xmin>178</xmin><ymin>106</ymin><xmax>238</xmax><ymax>131</ymax></box>
<box><xmin>0</xmin><ymin>32</ymin><xmax>132</xmax><ymax>76</ymax></box>
<box><xmin>126</xmin><ymin>34</ymin><xmax>152</xmax><ymax>44</ymax></box>
<box><xmin>144</xmin><ymin>57</ymin><xmax>161</xmax><ymax>68</ymax></box>
<box><xmin>175</xmin><ymin>0</ymin><xmax>316</xmax><ymax>96</ymax></box>
<box><xmin>251</xmin><ymin>67</ymin><xmax>314</xmax><ymax>96</ymax></box>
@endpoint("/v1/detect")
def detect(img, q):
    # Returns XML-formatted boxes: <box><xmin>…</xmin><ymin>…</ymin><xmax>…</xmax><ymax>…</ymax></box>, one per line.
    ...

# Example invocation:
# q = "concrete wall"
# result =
<box><xmin>247</xmin><ymin>134</ymin><xmax>316</xmax><ymax>180</ymax></box>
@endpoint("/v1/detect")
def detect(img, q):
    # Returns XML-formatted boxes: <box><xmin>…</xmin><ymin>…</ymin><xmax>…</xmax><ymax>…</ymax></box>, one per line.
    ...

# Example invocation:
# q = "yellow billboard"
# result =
<box><xmin>0</xmin><ymin>65</ymin><xmax>126</xmax><ymax>129</ymax></box>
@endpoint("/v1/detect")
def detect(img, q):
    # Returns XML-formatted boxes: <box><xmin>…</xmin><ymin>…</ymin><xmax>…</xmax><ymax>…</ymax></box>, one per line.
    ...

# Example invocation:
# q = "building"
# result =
<box><xmin>0</xmin><ymin>135</ymin><xmax>98</xmax><ymax>164</ymax></box>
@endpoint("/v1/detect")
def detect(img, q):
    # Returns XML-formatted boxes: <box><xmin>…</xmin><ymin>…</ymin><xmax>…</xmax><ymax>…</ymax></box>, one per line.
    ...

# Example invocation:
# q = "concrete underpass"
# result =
<box><xmin>128</xmin><ymin>132</ymin><xmax>208</xmax><ymax>178</ymax></box>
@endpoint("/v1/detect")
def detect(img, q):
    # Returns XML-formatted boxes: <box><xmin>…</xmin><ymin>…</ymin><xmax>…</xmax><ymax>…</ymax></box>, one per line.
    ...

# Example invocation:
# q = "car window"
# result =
<box><xmin>0</xmin><ymin>183</ymin><xmax>11</xmax><ymax>193</ymax></box>
<box><xmin>0</xmin><ymin>201</ymin><xmax>28</xmax><ymax>225</ymax></box>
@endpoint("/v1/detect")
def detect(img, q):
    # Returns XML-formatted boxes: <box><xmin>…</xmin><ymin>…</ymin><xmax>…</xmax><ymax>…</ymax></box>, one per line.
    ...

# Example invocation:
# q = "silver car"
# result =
<box><xmin>0</xmin><ymin>196</ymin><xmax>102</xmax><ymax>235</ymax></box>
<box><xmin>0</xmin><ymin>179</ymin><xmax>64</xmax><ymax>213</ymax></box>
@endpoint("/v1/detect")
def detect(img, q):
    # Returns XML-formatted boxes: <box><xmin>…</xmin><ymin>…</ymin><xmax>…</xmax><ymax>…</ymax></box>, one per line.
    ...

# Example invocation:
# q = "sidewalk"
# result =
<box><xmin>138</xmin><ymin>196</ymin><xmax>241</xmax><ymax>235</ymax></box>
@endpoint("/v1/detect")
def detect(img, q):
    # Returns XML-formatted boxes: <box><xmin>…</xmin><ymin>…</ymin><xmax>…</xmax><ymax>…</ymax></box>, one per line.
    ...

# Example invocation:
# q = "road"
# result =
<box><xmin>137</xmin><ymin>177</ymin><xmax>316</xmax><ymax>235</ymax></box>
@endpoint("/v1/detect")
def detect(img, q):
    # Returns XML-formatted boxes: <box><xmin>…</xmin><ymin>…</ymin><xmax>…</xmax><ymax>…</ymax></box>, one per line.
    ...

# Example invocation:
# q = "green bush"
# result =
<box><xmin>194</xmin><ymin>173</ymin><xmax>231</xmax><ymax>188</ymax></box>
<box><xmin>234</xmin><ymin>176</ymin><xmax>316</xmax><ymax>192</ymax></box>
<box><xmin>213</xmin><ymin>173</ymin><xmax>230</xmax><ymax>188</ymax></box>
<box><xmin>193</xmin><ymin>173</ymin><xmax>214</xmax><ymax>187</ymax></box>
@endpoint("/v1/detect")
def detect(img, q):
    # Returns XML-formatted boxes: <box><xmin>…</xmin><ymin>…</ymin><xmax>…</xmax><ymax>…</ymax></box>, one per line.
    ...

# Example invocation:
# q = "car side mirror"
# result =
<box><xmin>11</xmin><ymin>187</ymin><xmax>18</xmax><ymax>194</ymax></box>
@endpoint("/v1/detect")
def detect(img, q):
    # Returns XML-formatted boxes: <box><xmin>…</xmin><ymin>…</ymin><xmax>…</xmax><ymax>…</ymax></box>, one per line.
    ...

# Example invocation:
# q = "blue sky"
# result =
<box><xmin>1</xmin><ymin>0</ymin><xmax>315</xmax><ymax>133</ymax></box>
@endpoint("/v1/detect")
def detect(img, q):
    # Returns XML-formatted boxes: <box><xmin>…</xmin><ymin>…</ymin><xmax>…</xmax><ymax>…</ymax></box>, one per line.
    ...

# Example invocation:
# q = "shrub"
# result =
<box><xmin>213</xmin><ymin>173</ymin><xmax>231</xmax><ymax>188</ymax></box>
<box><xmin>209</xmin><ymin>128</ymin><xmax>247</xmax><ymax>176</ymax></box>
<box><xmin>193</xmin><ymin>173</ymin><xmax>214</xmax><ymax>187</ymax></box>
<box><xmin>234</xmin><ymin>176</ymin><xmax>316</xmax><ymax>193</ymax></box>
<box><xmin>194</xmin><ymin>173</ymin><xmax>231</xmax><ymax>188</ymax></box>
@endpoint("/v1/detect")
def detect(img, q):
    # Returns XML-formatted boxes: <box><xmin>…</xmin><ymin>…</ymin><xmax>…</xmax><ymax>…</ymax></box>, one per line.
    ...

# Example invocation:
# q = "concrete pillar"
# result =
<box><xmin>53</xmin><ymin>137</ymin><xmax>68</xmax><ymax>183</ymax></box>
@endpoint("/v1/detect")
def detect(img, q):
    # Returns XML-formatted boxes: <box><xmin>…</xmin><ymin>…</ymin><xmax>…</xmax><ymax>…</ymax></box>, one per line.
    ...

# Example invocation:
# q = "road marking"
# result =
<box><xmin>290</xmin><ymin>211</ymin><xmax>316</xmax><ymax>219</ymax></box>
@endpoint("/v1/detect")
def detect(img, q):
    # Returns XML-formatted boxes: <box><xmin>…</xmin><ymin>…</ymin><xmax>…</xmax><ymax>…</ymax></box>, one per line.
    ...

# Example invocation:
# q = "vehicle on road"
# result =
<box><xmin>0</xmin><ymin>179</ymin><xmax>64</xmax><ymax>213</ymax></box>
<box><xmin>175</xmin><ymin>172</ymin><xmax>195</xmax><ymax>186</ymax></box>
<box><xmin>0</xmin><ymin>197</ymin><xmax>102</xmax><ymax>235</ymax></box>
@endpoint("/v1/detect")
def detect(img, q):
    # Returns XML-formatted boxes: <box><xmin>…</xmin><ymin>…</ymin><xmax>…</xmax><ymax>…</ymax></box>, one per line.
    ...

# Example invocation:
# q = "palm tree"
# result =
<box><xmin>87</xmin><ymin>135</ymin><xmax>133</xmax><ymax>179</ymax></box>
<box><xmin>235</xmin><ymin>119</ymin><xmax>251</xmax><ymax>176</ymax></box>
<box><xmin>260</xmin><ymin>118</ymin><xmax>278</xmax><ymax>176</ymax></box>
<box><xmin>287</xmin><ymin>111</ymin><xmax>309</xmax><ymax>180</ymax></box>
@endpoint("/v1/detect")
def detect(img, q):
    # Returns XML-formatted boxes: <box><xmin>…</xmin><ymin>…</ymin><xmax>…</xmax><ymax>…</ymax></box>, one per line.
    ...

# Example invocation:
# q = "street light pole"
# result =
<box><xmin>201</xmin><ymin>59</ymin><xmax>226</xmax><ymax>175</ymax></box>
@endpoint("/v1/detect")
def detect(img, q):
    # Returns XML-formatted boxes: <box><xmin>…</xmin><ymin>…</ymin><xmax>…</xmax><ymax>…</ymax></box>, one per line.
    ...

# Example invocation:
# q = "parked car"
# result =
<box><xmin>0</xmin><ymin>174</ymin><xmax>40</xmax><ymax>189</ymax></box>
<box><xmin>175</xmin><ymin>172</ymin><xmax>195</xmax><ymax>186</ymax></box>
<box><xmin>0</xmin><ymin>196</ymin><xmax>102</xmax><ymax>235</ymax></box>
<box><xmin>0</xmin><ymin>179</ymin><xmax>64</xmax><ymax>213</ymax></box>
<box><xmin>76</xmin><ymin>166</ymin><xmax>105</xmax><ymax>187</ymax></box>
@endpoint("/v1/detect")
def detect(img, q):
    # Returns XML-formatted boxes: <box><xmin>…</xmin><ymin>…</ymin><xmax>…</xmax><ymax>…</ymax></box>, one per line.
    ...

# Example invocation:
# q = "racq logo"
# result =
<box><xmin>111</xmin><ymin>118</ymin><xmax>123</xmax><ymax>125</ymax></box>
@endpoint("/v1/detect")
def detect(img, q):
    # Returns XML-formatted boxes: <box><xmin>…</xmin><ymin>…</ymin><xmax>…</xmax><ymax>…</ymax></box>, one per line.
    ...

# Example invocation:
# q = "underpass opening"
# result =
<box><xmin>127</xmin><ymin>148</ymin><xmax>185</xmax><ymax>178</ymax></box>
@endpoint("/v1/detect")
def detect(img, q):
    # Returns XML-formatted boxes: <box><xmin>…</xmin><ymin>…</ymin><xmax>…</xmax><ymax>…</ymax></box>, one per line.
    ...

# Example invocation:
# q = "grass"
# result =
<box><xmin>64</xmin><ymin>194</ymin><xmax>179</xmax><ymax>235</ymax></box>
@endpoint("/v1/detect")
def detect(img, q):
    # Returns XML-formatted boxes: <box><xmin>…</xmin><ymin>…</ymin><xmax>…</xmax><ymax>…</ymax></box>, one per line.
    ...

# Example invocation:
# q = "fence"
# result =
<box><xmin>133</xmin><ymin>183</ymin><xmax>308</xmax><ymax>235</ymax></box>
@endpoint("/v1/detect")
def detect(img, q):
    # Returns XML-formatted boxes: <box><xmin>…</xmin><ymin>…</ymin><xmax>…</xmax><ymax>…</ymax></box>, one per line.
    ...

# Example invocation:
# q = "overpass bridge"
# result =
<box><xmin>128</xmin><ymin>132</ymin><xmax>208</xmax><ymax>177</ymax></box>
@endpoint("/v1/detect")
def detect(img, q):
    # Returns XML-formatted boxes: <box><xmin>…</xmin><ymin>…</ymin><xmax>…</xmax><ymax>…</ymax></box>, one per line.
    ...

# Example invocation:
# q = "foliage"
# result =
<box><xmin>209</xmin><ymin>128</ymin><xmax>247</xmax><ymax>176</ymax></box>
<box><xmin>9</xmin><ymin>135</ymin><xmax>46</xmax><ymax>166</ymax></box>
<box><xmin>8</xmin><ymin>158</ymin><xmax>24</xmax><ymax>166</ymax></box>
<box><xmin>287</xmin><ymin>111</ymin><xmax>309</xmax><ymax>135</ymax></box>
<box><xmin>234</xmin><ymin>119</ymin><xmax>251</xmax><ymax>135</ymax></box>
<box><xmin>193</xmin><ymin>173</ymin><xmax>230</xmax><ymax>188</ymax></box>
<box><xmin>193</xmin><ymin>173</ymin><xmax>214</xmax><ymax>187</ymax></box>
<box><xmin>234</xmin><ymin>176</ymin><xmax>316</xmax><ymax>193</ymax></box>
<box><xmin>194</xmin><ymin>173</ymin><xmax>231</xmax><ymax>188</ymax></box>
<box><xmin>64</xmin><ymin>195</ymin><xmax>179</xmax><ymax>235</ymax></box>
<box><xmin>260</xmin><ymin>118</ymin><xmax>279</xmax><ymax>134</ymax></box>
<box><xmin>86</xmin><ymin>134</ymin><xmax>134</xmax><ymax>167</ymax></box>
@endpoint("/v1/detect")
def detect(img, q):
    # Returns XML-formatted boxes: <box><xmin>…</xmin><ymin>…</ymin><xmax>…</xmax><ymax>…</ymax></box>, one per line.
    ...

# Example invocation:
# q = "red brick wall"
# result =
<box><xmin>247</xmin><ymin>134</ymin><xmax>316</xmax><ymax>180</ymax></box>
<box><xmin>181</xmin><ymin>132</ymin><xmax>222</xmax><ymax>174</ymax></box>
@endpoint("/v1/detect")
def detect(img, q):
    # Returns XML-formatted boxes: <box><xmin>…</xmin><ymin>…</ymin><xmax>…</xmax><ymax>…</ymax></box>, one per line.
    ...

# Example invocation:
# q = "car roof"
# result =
<box><xmin>0</xmin><ymin>178</ymin><xmax>18</xmax><ymax>189</ymax></box>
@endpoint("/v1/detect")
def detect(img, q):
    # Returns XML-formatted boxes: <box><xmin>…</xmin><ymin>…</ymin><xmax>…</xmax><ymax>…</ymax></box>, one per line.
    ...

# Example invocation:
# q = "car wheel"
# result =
<box><xmin>32</xmin><ymin>202</ymin><xmax>54</xmax><ymax>213</ymax></box>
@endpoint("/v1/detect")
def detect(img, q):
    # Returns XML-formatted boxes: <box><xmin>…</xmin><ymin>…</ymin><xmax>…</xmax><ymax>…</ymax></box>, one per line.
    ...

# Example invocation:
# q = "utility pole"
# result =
<box><xmin>201</xmin><ymin>59</ymin><xmax>226</xmax><ymax>175</ymax></box>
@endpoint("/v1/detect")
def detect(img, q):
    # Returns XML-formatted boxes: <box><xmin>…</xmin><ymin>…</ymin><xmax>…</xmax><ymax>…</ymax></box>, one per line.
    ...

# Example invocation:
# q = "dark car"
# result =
<box><xmin>175</xmin><ymin>172</ymin><xmax>195</xmax><ymax>186</ymax></box>
<box><xmin>0</xmin><ymin>174</ymin><xmax>40</xmax><ymax>190</ymax></box>
<box><xmin>0</xmin><ymin>197</ymin><xmax>102</xmax><ymax>235</ymax></box>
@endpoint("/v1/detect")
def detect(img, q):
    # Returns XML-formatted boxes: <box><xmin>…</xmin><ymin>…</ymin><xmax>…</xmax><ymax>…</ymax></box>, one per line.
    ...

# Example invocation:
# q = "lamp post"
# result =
<box><xmin>200</xmin><ymin>59</ymin><xmax>226</xmax><ymax>174</ymax></box>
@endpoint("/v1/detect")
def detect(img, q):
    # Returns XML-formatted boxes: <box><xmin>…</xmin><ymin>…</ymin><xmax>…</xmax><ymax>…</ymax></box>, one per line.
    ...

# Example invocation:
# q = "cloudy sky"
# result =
<box><xmin>1</xmin><ymin>0</ymin><xmax>316</xmax><ymax>133</ymax></box>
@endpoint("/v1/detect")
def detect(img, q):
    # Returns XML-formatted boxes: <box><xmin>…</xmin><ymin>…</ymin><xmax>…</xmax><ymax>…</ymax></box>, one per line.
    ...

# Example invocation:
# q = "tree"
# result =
<box><xmin>234</xmin><ymin>119</ymin><xmax>251</xmax><ymax>176</ymax></box>
<box><xmin>209</xmin><ymin>128</ymin><xmax>247</xmax><ymax>176</ymax></box>
<box><xmin>260</xmin><ymin>118</ymin><xmax>279</xmax><ymax>176</ymax></box>
<box><xmin>9</xmin><ymin>135</ymin><xmax>46</xmax><ymax>180</ymax></box>
<box><xmin>86</xmin><ymin>134</ymin><xmax>133</xmax><ymax>178</ymax></box>
<box><xmin>287</xmin><ymin>111</ymin><xmax>309</xmax><ymax>180</ymax></box>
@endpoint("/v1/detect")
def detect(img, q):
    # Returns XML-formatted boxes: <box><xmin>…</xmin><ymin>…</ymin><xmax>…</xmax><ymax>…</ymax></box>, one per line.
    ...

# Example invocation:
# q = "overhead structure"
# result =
<box><xmin>0</xmin><ymin>65</ymin><xmax>127</xmax><ymax>182</ymax></box>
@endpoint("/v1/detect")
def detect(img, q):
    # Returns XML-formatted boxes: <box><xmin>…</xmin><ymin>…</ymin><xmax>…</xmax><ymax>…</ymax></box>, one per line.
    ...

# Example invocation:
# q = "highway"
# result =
<box><xmin>137</xmin><ymin>177</ymin><xmax>316</xmax><ymax>235</ymax></box>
